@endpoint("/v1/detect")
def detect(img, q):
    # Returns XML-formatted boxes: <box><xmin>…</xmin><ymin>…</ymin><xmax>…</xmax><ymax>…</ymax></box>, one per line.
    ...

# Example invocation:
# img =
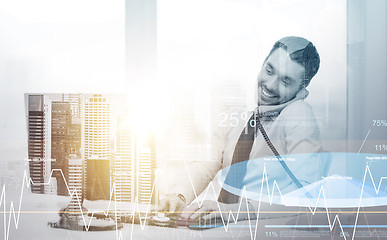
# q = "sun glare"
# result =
<box><xmin>128</xmin><ymin>85</ymin><xmax>168</xmax><ymax>137</ymax></box>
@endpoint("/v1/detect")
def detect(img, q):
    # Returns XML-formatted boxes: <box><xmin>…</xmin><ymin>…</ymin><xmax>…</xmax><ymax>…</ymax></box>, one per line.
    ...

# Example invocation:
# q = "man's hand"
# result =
<box><xmin>158</xmin><ymin>194</ymin><xmax>187</xmax><ymax>213</ymax></box>
<box><xmin>180</xmin><ymin>200</ymin><xmax>249</xmax><ymax>221</ymax></box>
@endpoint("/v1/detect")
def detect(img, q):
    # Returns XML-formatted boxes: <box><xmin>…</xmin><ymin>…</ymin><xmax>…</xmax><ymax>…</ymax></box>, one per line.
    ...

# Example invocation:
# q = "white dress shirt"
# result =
<box><xmin>172</xmin><ymin>91</ymin><xmax>328</xmax><ymax>204</ymax></box>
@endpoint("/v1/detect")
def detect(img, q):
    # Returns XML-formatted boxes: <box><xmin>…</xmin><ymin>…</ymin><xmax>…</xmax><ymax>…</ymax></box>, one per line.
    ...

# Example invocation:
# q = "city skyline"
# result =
<box><xmin>24</xmin><ymin>93</ymin><xmax>158</xmax><ymax>214</ymax></box>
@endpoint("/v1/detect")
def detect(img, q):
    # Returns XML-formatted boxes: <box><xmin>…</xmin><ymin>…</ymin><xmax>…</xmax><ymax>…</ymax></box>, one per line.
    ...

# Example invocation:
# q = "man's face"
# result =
<box><xmin>257</xmin><ymin>48</ymin><xmax>306</xmax><ymax>105</ymax></box>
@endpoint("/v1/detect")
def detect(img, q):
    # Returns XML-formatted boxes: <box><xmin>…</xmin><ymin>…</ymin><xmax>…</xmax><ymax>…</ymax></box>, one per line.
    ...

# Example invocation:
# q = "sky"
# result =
<box><xmin>0</xmin><ymin>0</ymin><xmax>347</xmax><ymax>164</ymax></box>
<box><xmin>0</xmin><ymin>0</ymin><xmax>125</xmax><ymax>157</ymax></box>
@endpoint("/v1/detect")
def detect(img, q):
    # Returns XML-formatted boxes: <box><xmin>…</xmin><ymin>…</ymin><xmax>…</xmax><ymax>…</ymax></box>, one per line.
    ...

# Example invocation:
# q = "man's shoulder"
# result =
<box><xmin>280</xmin><ymin>100</ymin><xmax>315</xmax><ymax>118</ymax></box>
<box><xmin>277</xmin><ymin>100</ymin><xmax>320</xmax><ymax>134</ymax></box>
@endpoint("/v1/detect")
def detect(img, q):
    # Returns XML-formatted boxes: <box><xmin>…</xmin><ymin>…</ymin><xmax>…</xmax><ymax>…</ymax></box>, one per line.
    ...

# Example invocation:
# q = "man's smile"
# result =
<box><xmin>261</xmin><ymin>85</ymin><xmax>278</xmax><ymax>99</ymax></box>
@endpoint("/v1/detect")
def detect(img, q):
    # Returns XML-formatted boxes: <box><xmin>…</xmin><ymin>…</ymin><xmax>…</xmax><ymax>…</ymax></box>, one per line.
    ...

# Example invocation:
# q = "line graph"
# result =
<box><xmin>1</xmin><ymin>158</ymin><xmax>387</xmax><ymax>240</ymax></box>
<box><xmin>188</xmin><ymin>162</ymin><xmax>387</xmax><ymax>240</ymax></box>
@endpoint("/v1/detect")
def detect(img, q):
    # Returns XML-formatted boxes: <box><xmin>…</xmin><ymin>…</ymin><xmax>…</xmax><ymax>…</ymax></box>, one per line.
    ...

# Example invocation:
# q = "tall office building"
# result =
<box><xmin>84</xmin><ymin>94</ymin><xmax>111</xmax><ymax>200</ymax></box>
<box><xmin>84</xmin><ymin>94</ymin><xmax>111</xmax><ymax>160</ymax></box>
<box><xmin>113</xmin><ymin>112</ymin><xmax>157</xmax><ymax>208</ymax></box>
<box><xmin>51</xmin><ymin>101</ymin><xmax>71</xmax><ymax>196</ymax></box>
<box><xmin>62</xmin><ymin>93</ymin><xmax>82</xmax><ymax>119</ymax></box>
<box><xmin>114</xmin><ymin>114</ymin><xmax>135</xmax><ymax>205</ymax></box>
<box><xmin>67</xmin><ymin>119</ymin><xmax>81</xmax><ymax>158</ymax></box>
<box><xmin>137</xmin><ymin>147</ymin><xmax>155</xmax><ymax>204</ymax></box>
<box><xmin>61</xmin><ymin>93</ymin><xmax>82</xmax><ymax>157</ymax></box>
<box><xmin>43</xmin><ymin>159</ymin><xmax>57</xmax><ymax>195</ymax></box>
<box><xmin>67</xmin><ymin>155</ymin><xmax>83</xmax><ymax>220</ymax></box>
<box><xmin>27</xmin><ymin>95</ymin><xmax>51</xmax><ymax>194</ymax></box>
<box><xmin>85</xmin><ymin>156</ymin><xmax>110</xmax><ymax>200</ymax></box>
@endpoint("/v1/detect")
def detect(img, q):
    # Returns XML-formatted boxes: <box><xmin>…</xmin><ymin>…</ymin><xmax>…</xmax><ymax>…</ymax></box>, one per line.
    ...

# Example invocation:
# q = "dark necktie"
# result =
<box><xmin>218</xmin><ymin>114</ymin><xmax>257</xmax><ymax>204</ymax></box>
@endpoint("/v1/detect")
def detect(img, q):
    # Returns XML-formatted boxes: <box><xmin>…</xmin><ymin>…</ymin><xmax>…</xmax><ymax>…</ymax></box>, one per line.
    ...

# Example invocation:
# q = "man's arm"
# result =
<box><xmin>159</xmin><ymin>125</ymin><xmax>227</xmax><ymax>212</ymax></box>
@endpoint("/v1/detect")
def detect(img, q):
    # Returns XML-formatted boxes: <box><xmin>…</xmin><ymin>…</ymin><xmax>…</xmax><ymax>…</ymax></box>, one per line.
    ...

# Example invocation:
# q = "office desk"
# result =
<box><xmin>4</xmin><ymin>190</ymin><xmax>387</xmax><ymax>239</ymax></box>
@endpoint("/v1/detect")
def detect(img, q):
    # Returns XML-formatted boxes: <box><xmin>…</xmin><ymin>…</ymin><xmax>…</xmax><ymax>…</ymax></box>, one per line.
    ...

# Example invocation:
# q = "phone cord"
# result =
<box><xmin>254</xmin><ymin>114</ymin><xmax>313</xmax><ymax>199</ymax></box>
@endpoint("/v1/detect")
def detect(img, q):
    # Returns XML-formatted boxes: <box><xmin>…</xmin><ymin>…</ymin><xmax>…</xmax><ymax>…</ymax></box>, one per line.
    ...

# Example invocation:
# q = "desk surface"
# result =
<box><xmin>4</xmin><ymin>190</ymin><xmax>386</xmax><ymax>240</ymax></box>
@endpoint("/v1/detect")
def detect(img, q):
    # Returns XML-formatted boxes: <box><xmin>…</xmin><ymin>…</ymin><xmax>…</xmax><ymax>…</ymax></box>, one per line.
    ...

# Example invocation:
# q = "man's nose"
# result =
<box><xmin>265</xmin><ymin>77</ymin><xmax>279</xmax><ymax>91</ymax></box>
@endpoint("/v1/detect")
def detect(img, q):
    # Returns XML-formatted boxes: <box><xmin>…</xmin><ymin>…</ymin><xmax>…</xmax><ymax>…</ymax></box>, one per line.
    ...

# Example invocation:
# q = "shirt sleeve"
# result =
<box><xmin>170</xmin><ymin>125</ymin><xmax>227</xmax><ymax>204</ymax></box>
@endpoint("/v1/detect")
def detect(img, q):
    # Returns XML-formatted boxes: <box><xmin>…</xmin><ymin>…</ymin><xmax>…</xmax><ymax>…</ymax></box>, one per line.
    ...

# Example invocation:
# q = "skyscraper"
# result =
<box><xmin>27</xmin><ymin>95</ymin><xmax>51</xmax><ymax>194</ymax></box>
<box><xmin>61</xmin><ymin>93</ymin><xmax>82</xmax><ymax>157</ymax></box>
<box><xmin>137</xmin><ymin>147</ymin><xmax>155</xmax><ymax>204</ymax></box>
<box><xmin>84</xmin><ymin>94</ymin><xmax>111</xmax><ymax>160</ymax></box>
<box><xmin>114</xmin><ymin>113</ymin><xmax>135</xmax><ymax>205</ymax></box>
<box><xmin>84</xmin><ymin>94</ymin><xmax>111</xmax><ymax>200</ymax></box>
<box><xmin>62</xmin><ymin>93</ymin><xmax>82</xmax><ymax>119</ymax></box>
<box><xmin>67</xmin><ymin>155</ymin><xmax>83</xmax><ymax>220</ymax></box>
<box><xmin>113</xmin><ymin>111</ymin><xmax>158</xmax><ymax>209</ymax></box>
<box><xmin>51</xmin><ymin>101</ymin><xmax>71</xmax><ymax>196</ymax></box>
<box><xmin>67</xmin><ymin>119</ymin><xmax>81</xmax><ymax>158</ymax></box>
<box><xmin>85</xmin><ymin>156</ymin><xmax>110</xmax><ymax>200</ymax></box>
<box><xmin>43</xmin><ymin>158</ymin><xmax>57</xmax><ymax>195</ymax></box>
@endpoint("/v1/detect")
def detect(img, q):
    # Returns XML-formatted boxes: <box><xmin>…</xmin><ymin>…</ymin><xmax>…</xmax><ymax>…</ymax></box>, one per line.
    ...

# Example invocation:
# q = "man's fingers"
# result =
<box><xmin>202</xmin><ymin>212</ymin><xmax>220</xmax><ymax>221</ymax></box>
<box><xmin>181</xmin><ymin>204</ymin><xmax>200</xmax><ymax>219</ymax></box>
<box><xmin>189</xmin><ymin>204</ymin><xmax>213</xmax><ymax>220</ymax></box>
<box><xmin>189</xmin><ymin>211</ymin><xmax>203</xmax><ymax>220</ymax></box>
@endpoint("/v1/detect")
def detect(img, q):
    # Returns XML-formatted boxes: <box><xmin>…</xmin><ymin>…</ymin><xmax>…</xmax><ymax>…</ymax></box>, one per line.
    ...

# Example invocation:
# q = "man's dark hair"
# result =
<box><xmin>265</xmin><ymin>36</ymin><xmax>320</xmax><ymax>87</ymax></box>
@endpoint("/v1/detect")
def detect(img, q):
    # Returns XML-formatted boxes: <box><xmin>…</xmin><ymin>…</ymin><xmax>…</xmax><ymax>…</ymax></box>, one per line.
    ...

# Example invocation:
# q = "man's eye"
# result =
<box><xmin>266</xmin><ymin>66</ymin><xmax>273</xmax><ymax>75</ymax></box>
<box><xmin>282</xmin><ymin>79</ymin><xmax>291</xmax><ymax>86</ymax></box>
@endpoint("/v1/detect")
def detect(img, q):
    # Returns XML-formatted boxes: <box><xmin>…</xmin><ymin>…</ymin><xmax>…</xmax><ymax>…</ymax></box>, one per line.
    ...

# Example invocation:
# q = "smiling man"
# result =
<box><xmin>258</xmin><ymin>37</ymin><xmax>319</xmax><ymax>106</ymax></box>
<box><xmin>159</xmin><ymin>36</ymin><xmax>326</xmax><ymax>221</ymax></box>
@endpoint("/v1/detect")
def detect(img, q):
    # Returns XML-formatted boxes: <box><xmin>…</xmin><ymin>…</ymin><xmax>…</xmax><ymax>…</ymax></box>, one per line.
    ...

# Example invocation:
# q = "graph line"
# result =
<box><xmin>1</xmin><ymin>160</ymin><xmax>387</xmax><ymax>240</ymax></box>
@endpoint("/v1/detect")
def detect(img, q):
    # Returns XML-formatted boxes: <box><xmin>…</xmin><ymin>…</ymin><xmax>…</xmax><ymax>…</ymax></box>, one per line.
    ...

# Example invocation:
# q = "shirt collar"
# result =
<box><xmin>257</xmin><ymin>88</ymin><xmax>309</xmax><ymax>118</ymax></box>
